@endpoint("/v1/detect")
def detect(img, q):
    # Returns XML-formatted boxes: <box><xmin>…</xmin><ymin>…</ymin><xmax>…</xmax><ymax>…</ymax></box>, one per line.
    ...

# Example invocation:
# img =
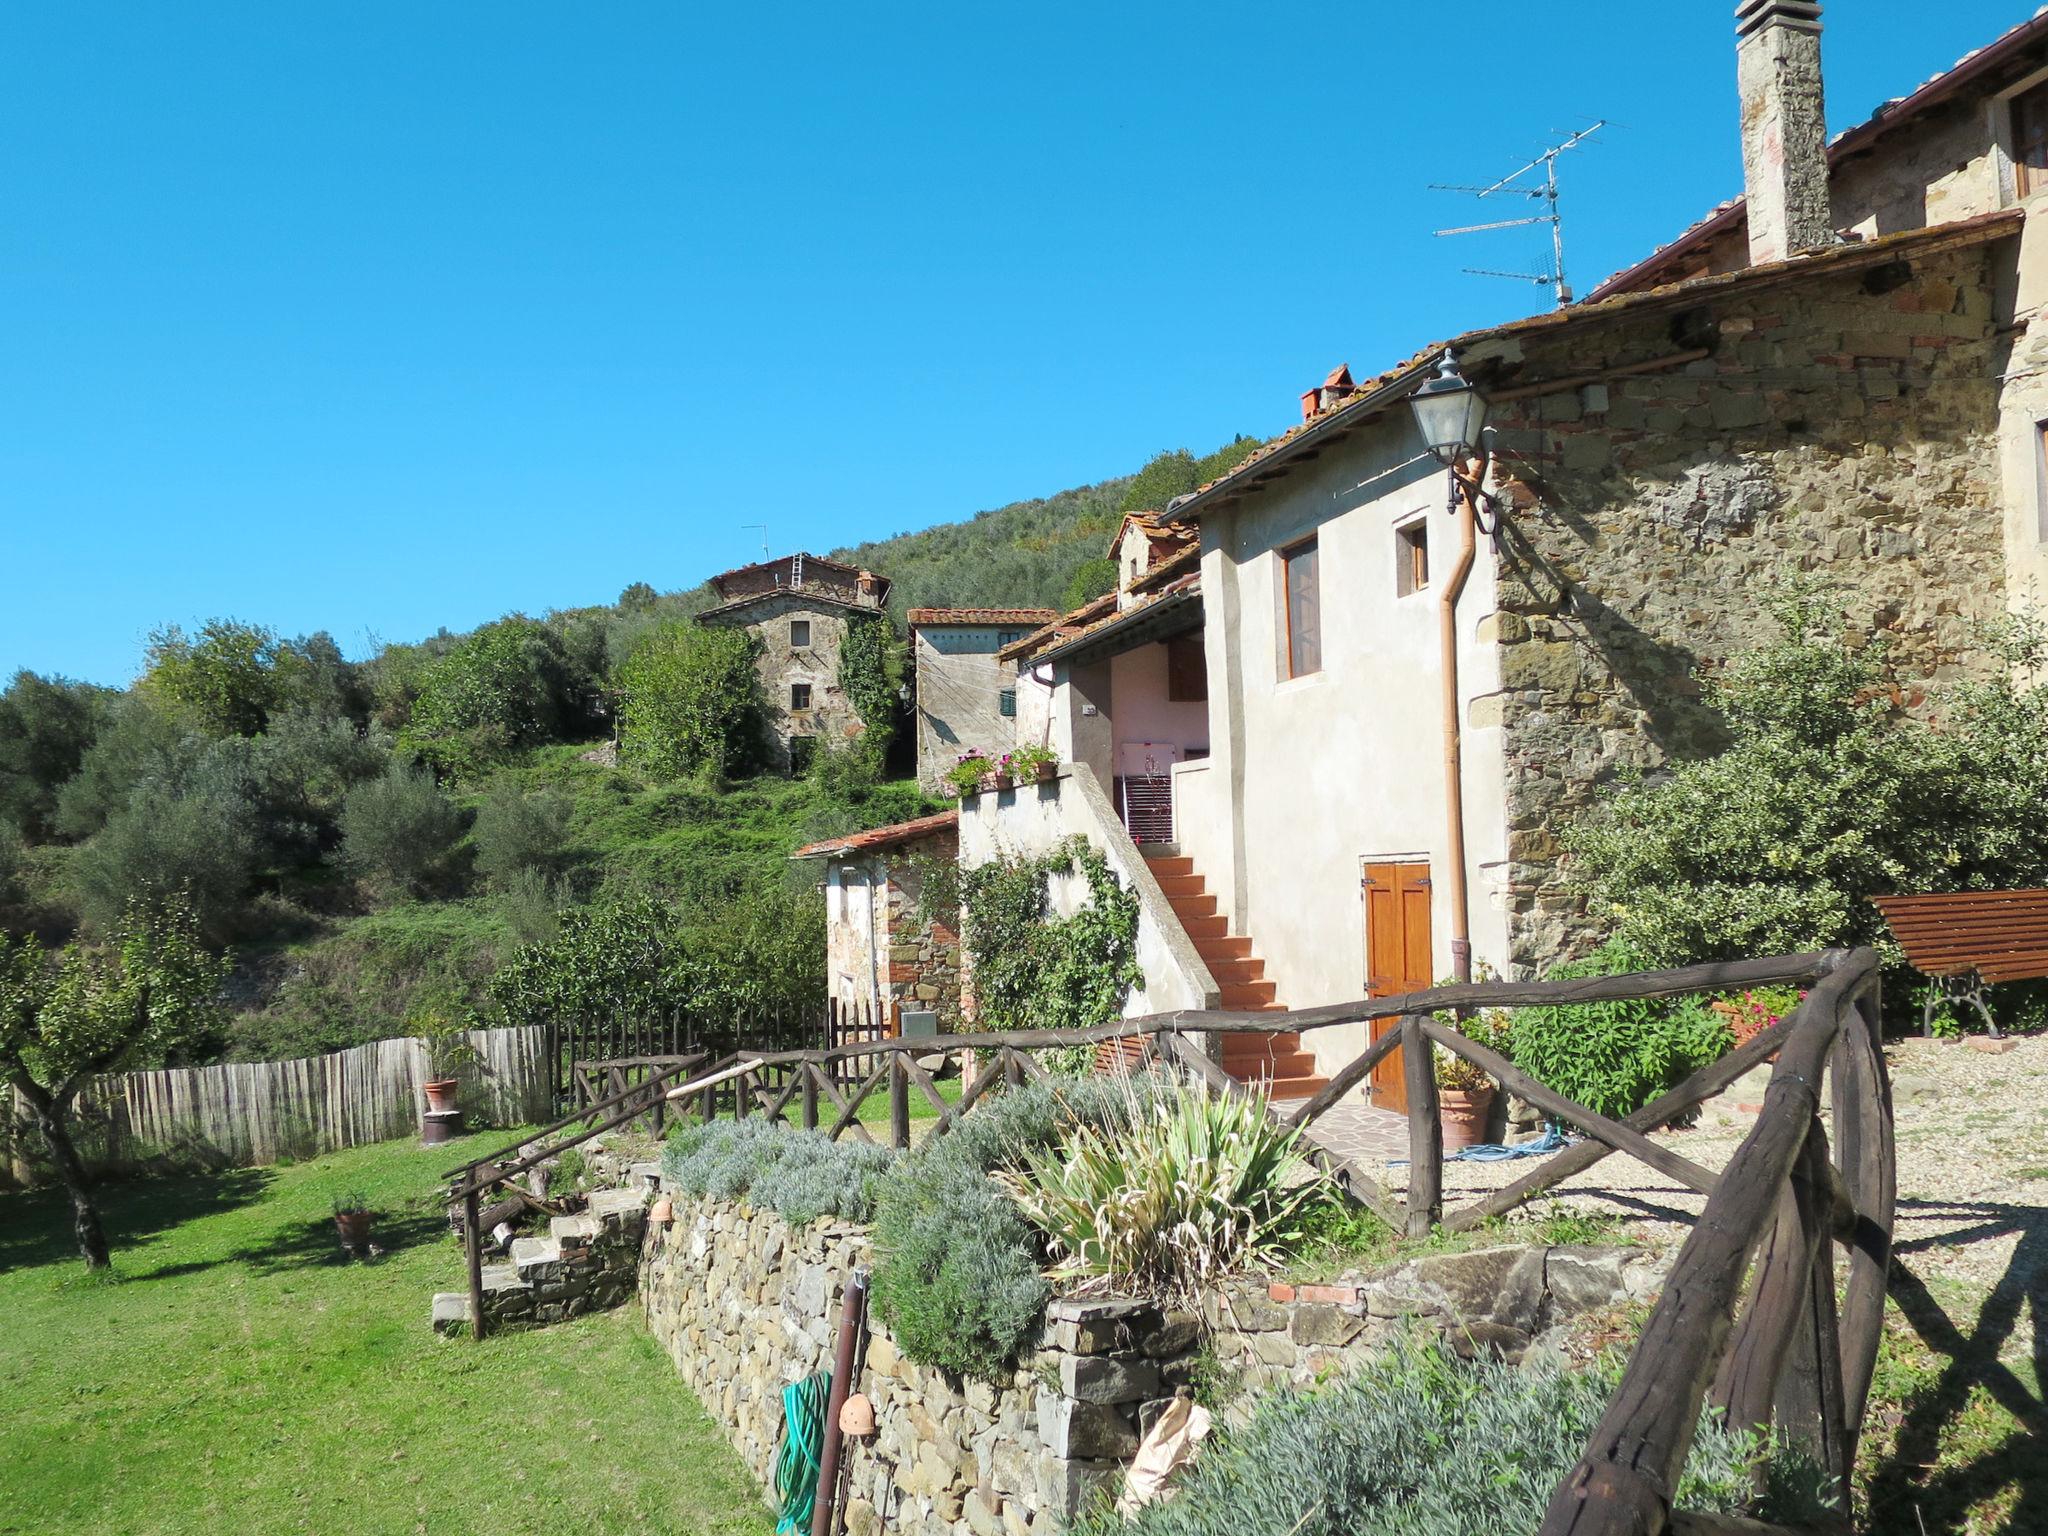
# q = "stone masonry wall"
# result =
<box><xmin>639</xmin><ymin>1191</ymin><xmax>1664</xmax><ymax>1535</ymax></box>
<box><xmin>882</xmin><ymin>831</ymin><xmax>963</xmax><ymax>1031</ymax></box>
<box><xmin>1480</xmin><ymin>238</ymin><xmax>2015</xmax><ymax>972</ymax></box>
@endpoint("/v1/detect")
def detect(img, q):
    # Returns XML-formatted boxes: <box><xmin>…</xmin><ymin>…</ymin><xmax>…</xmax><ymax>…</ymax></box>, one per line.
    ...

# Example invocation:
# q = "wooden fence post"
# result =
<box><xmin>1401</xmin><ymin>1015</ymin><xmax>1442</xmax><ymax>1239</ymax></box>
<box><xmin>465</xmin><ymin>1183</ymin><xmax>487</xmax><ymax>1343</ymax></box>
<box><xmin>801</xmin><ymin>1066</ymin><xmax>819</xmax><ymax>1131</ymax></box>
<box><xmin>889</xmin><ymin>1054</ymin><xmax>911</xmax><ymax>1150</ymax></box>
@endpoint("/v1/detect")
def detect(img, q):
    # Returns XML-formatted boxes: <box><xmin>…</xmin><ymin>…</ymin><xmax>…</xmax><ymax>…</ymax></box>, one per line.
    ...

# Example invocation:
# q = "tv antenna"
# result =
<box><xmin>1432</xmin><ymin>122</ymin><xmax>1604</xmax><ymax>307</ymax></box>
<box><xmin>740</xmin><ymin>523</ymin><xmax>770</xmax><ymax>560</ymax></box>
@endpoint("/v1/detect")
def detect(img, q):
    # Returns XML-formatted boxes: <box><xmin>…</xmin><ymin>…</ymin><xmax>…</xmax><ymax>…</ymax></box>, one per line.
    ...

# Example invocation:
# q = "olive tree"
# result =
<box><xmin>0</xmin><ymin>899</ymin><xmax>226</xmax><ymax>1268</ymax></box>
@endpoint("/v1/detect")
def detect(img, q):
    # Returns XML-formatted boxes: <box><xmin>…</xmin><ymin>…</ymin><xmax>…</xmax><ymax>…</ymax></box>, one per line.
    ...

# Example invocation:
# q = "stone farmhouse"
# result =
<box><xmin>947</xmin><ymin>1</ymin><xmax>2048</xmax><ymax>1108</ymax></box>
<box><xmin>694</xmin><ymin>552</ymin><xmax>890</xmax><ymax>771</ymax></box>
<box><xmin>790</xmin><ymin>811</ymin><xmax>962</xmax><ymax>1035</ymax></box>
<box><xmin>905</xmin><ymin>608</ymin><xmax>1056</xmax><ymax>792</ymax></box>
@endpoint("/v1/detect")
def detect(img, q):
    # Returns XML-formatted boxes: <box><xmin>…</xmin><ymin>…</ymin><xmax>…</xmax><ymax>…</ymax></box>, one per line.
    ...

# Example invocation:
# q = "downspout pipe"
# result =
<box><xmin>1438</xmin><ymin>456</ymin><xmax>1484</xmax><ymax>986</ymax></box>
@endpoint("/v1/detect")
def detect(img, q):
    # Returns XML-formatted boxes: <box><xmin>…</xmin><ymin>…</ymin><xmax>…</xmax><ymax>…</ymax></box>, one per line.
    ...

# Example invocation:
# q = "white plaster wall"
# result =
<box><xmin>1199</xmin><ymin>416</ymin><xmax>1511</xmax><ymax>1080</ymax></box>
<box><xmin>1109</xmin><ymin>642</ymin><xmax>1208</xmax><ymax>766</ymax></box>
<box><xmin>825</xmin><ymin>864</ymin><xmax>881</xmax><ymax>1019</ymax></box>
<box><xmin>1999</xmin><ymin>206</ymin><xmax>2048</xmax><ymax>612</ymax></box>
<box><xmin>913</xmin><ymin>628</ymin><xmax>1030</xmax><ymax>789</ymax></box>
<box><xmin>954</xmin><ymin>767</ymin><xmax>1218</xmax><ymax>1018</ymax></box>
<box><xmin>1013</xmin><ymin>664</ymin><xmax>1058</xmax><ymax>755</ymax></box>
<box><xmin>1170</xmin><ymin>758</ymin><xmax>1228</xmax><ymax>888</ymax></box>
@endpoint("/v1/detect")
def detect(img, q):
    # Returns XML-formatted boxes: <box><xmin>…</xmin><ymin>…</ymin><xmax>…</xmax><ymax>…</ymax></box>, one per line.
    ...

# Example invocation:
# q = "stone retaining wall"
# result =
<box><xmin>639</xmin><ymin>1192</ymin><xmax>1665</xmax><ymax>1534</ymax></box>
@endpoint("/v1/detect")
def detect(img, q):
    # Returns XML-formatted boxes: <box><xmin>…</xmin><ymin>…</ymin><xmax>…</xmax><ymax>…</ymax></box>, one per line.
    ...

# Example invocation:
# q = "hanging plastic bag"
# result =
<box><xmin>1116</xmin><ymin>1396</ymin><xmax>1211</xmax><ymax>1514</ymax></box>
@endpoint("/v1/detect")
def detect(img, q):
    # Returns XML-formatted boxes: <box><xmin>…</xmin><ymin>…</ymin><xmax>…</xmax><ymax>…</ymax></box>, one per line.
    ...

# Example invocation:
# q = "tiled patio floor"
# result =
<box><xmin>1284</xmin><ymin>1101</ymin><xmax>1410</xmax><ymax>1164</ymax></box>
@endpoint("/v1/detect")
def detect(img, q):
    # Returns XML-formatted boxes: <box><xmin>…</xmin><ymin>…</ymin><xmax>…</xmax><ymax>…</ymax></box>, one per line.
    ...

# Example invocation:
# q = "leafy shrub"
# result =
<box><xmin>489</xmin><ymin>885</ymin><xmax>825</xmax><ymax>1038</ymax></box>
<box><xmin>470</xmin><ymin>783</ymin><xmax>573</xmax><ymax>889</ymax></box>
<box><xmin>337</xmin><ymin>762</ymin><xmax>465</xmax><ymax>897</ymax></box>
<box><xmin>1003</xmin><ymin>1080</ymin><xmax>1322</xmax><ymax>1298</ymax></box>
<box><xmin>661</xmin><ymin>1118</ymin><xmax>897</xmax><ymax>1224</ymax></box>
<box><xmin>402</xmin><ymin>618</ymin><xmax>578</xmax><ymax>772</ymax></box>
<box><xmin>616</xmin><ymin>622</ymin><xmax>764</xmax><ymax>782</ymax></box>
<box><xmin>870</xmin><ymin>1154</ymin><xmax>1051</xmax><ymax>1380</ymax></box>
<box><xmin>1507</xmin><ymin>942</ymin><xmax>1732</xmax><ymax>1123</ymax></box>
<box><xmin>962</xmin><ymin>839</ymin><xmax>1142</xmax><ymax>1034</ymax></box>
<box><xmin>54</xmin><ymin>698</ymin><xmax>182</xmax><ymax>840</ymax></box>
<box><xmin>0</xmin><ymin>670</ymin><xmax>109</xmax><ymax>841</ymax></box>
<box><xmin>1568</xmin><ymin>592</ymin><xmax>2048</xmax><ymax>970</ymax></box>
<box><xmin>869</xmin><ymin>1075</ymin><xmax>1159</xmax><ymax>1380</ymax></box>
<box><xmin>72</xmin><ymin>775</ymin><xmax>261</xmax><ymax>941</ymax></box>
<box><xmin>139</xmin><ymin>618</ymin><xmax>297</xmax><ymax>737</ymax></box>
<box><xmin>1066</xmin><ymin>1335</ymin><xmax>1831</xmax><ymax>1536</ymax></box>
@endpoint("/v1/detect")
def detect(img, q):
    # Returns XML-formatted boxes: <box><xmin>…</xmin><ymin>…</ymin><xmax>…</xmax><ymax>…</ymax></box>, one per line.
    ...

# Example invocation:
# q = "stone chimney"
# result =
<box><xmin>1737</xmin><ymin>0</ymin><xmax>1833</xmax><ymax>265</ymax></box>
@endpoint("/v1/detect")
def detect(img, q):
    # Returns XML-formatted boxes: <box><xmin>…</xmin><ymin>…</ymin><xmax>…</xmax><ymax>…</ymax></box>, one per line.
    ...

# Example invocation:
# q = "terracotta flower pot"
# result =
<box><xmin>994</xmin><ymin>771</ymin><xmax>1016</xmax><ymax>789</ymax></box>
<box><xmin>422</xmin><ymin>1078</ymin><xmax>460</xmax><ymax>1114</ymax></box>
<box><xmin>1031</xmin><ymin>761</ymin><xmax>1057</xmax><ymax>782</ymax></box>
<box><xmin>1438</xmin><ymin>1085</ymin><xmax>1496</xmax><ymax>1152</ymax></box>
<box><xmin>978</xmin><ymin>772</ymin><xmax>1001</xmax><ymax>793</ymax></box>
<box><xmin>334</xmin><ymin>1209</ymin><xmax>373</xmax><ymax>1251</ymax></box>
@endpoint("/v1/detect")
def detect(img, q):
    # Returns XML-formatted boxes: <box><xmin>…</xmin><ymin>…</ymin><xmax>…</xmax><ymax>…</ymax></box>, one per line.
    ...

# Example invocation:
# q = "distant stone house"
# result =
<box><xmin>791</xmin><ymin>811</ymin><xmax>962</xmax><ymax>1035</ymax></box>
<box><xmin>906</xmin><ymin>608</ymin><xmax>1056</xmax><ymax>791</ymax></box>
<box><xmin>694</xmin><ymin>553</ymin><xmax>891</xmax><ymax>771</ymax></box>
<box><xmin>955</xmin><ymin>4</ymin><xmax>2048</xmax><ymax>1110</ymax></box>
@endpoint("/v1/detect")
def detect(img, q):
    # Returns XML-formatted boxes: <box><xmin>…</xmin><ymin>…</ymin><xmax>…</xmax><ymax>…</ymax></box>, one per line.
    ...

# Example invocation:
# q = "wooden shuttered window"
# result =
<box><xmin>1283</xmin><ymin>537</ymin><xmax>1321</xmax><ymax>678</ymax></box>
<box><xmin>2015</xmin><ymin>79</ymin><xmax>2048</xmax><ymax>199</ymax></box>
<box><xmin>1167</xmin><ymin>634</ymin><xmax>1207</xmax><ymax>701</ymax></box>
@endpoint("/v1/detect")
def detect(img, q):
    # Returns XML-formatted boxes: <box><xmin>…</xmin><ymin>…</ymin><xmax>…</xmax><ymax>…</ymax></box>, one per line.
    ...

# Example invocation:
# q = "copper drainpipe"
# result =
<box><xmin>1438</xmin><ymin>456</ymin><xmax>1483</xmax><ymax>985</ymax></box>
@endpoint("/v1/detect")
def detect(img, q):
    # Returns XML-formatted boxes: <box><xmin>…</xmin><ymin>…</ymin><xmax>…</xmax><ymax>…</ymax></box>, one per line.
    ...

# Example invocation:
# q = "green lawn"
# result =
<box><xmin>0</xmin><ymin>1133</ymin><xmax>770</xmax><ymax>1536</ymax></box>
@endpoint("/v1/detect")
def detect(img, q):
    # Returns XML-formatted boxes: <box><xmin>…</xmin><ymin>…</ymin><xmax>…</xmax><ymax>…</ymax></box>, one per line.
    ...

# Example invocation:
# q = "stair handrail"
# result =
<box><xmin>448</xmin><ymin>1050</ymin><xmax>708</xmax><ymax>1342</ymax></box>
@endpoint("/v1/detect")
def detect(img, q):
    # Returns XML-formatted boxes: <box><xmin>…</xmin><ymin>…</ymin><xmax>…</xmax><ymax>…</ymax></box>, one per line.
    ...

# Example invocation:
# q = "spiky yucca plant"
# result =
<box><xmin>1001</xmin><ymin>1080</ymin><xmax>1325</xmax><ymax>1300</ymax></box>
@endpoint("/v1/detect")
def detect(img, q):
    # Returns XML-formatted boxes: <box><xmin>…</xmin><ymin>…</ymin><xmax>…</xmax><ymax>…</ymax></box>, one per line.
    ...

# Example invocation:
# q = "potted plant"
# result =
<box><xmin>416</xmin><ymin>1007</ymin><xmax>481</xmax><ymax>1116</ymax></box>
<box><xmin>332</xmin><ymin>1190</ymin><xmax>373</xmax><ymax>1255</ymax></box>
<box><xmin>993</xmin><ymin>754</ymin><xmax>1017</xmax><ymax>790</ymax></box>
<box><xmin>945</xmin><ymin>753</ymin><xmax>994</xmax><ymax>798</ymax></box>
<box><xmin>1012</xmin><ymin>742</ymin><xmax>1058</xmax><ymax>782</ymax></box>
<box><xmin>1432</xmin><ymin>1007</ymin><xmax>1509</xmax><ymax>1152</ymax></box>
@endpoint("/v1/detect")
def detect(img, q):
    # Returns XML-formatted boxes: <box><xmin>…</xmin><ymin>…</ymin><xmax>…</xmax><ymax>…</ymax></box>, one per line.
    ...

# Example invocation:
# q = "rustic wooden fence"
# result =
<box><xmin>539</xmin><ymin>998</ymin><xmax>879</xmax><ymax>1113</ymax></box>
<box><xmin>620</xmin><ymin>946</ymin><xmax>1887</xmax><ymax>1533</ymax></box>
<box><xmin>4</xmin><ymin>1025</ymin><xmax>549</xmax><ymax>1187</ymax></box>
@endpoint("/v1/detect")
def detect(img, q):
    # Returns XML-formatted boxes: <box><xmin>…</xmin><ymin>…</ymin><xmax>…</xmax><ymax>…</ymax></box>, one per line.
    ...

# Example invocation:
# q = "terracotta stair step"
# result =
<box><xmin>1169</xmin><ymin>895</ymin><xmax>1219</xmax><ymax>922</ymax></box>
<box><xmin>1194</xmin><ymin>936</ymin><xmax>1253</xmax><ymax>963</ymax></box>
<box><xmin>1179</xmin><ymin>914</ymin><xmax>1229</xmax><ymax>940</ymax></box>
<box><xmin>1219</xmin><ymin>980</ymin><xmax>1277</xmax><ymax>1008</ymax></box>
<box><xmin>1205</xmin><ymin>958</ymin><xmax>1269</xmax><ymax>986</ymax></box>
<box><xmin>1143</xmin><ymin>855</ymin><xmax>1194</xmax><ymax>878</ymax></box>
<box><xmin>1154</xmin><ymin>873</ymin><xmax>1209</xmax><ymax>900</ymax></box>
<box><xmin>1222</xmin><ymin>1048</ymin><xmax>1320</xmax><ymax>1075</ymax></box>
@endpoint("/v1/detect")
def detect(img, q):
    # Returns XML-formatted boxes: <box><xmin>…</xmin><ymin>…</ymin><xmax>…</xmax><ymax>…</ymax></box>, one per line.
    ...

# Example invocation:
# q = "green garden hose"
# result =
<box><xmin>774</xmin><ymin>1370</ymin><xmax>833</xmax><ymax>1535</ymax></box>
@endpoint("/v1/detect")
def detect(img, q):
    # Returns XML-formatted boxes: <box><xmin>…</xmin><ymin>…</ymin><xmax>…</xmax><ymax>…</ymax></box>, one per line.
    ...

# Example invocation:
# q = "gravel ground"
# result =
<box><xmin>1365</xmin><ymin>1035</ymin><xmax>2048</xmax><ymax>1362</ymax></box>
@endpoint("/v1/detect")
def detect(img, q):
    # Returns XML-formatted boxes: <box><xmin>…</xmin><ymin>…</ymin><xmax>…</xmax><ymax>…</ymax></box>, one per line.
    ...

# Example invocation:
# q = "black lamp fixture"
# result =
<box><xmin>1407</xmin><ymin>349</ymin><xmax>1490</xmax><ymax>466</ymax></box>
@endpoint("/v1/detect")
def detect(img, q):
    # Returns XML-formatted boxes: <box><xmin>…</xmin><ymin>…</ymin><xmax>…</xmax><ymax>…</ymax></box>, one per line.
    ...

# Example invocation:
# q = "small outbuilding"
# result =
<box><xmin>791</xmin><ymin>810</ymin><xmax>962</xmax><ymax>1036</ymax></box>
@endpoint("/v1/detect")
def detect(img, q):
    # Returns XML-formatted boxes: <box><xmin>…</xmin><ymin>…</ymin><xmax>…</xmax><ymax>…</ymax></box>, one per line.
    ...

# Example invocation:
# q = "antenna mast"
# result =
<box><xmin>741</xmin><ymin>523</ymin><xmax>770</xmax><ymax>560</ymax></box>
<box><xmin>1431</xmin><ymin>122</ymin><xmax>1603</xmax><ymax>306</ymax></box>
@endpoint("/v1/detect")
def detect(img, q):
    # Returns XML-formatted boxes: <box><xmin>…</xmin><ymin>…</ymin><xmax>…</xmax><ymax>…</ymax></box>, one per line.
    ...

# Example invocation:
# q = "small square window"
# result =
<box><xmin>789</xmin><ymin>619</ymin><xmax>812</xmax><ymax>648</ymax></box>
<box><xmin>791</xmin><ymin>682</ymin><xmax>812</xmax><ymax>711</ymax></box>
<box><xmin>1397</xmin><ymin>520</ymin><xmax>1430</xmax><ymax>597</ymax></box>
<box><xmin>998</xmin><ymin>629</ymin><xmax>1023</xmax><ymax>646</ymax></box>
<box><xmin>998</xmin><ymin>687</ymin><xmax>1017</xmax><ymax>718</ymax></box>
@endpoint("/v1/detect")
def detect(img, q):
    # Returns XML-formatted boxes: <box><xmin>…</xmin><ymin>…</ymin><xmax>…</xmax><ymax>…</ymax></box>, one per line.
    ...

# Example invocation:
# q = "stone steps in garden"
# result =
<box><xmin>432</xmin><ymin>1184</ymin><xmax>652</xmax><ymax>1335</ymax></box>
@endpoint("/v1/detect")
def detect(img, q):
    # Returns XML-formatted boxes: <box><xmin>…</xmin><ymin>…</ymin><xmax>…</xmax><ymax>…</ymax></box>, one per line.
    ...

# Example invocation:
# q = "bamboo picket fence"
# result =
<box><xmin>3</xmin><ymin>1026</ymin><xmax>549</xmax><ymax>1187</ymax></box>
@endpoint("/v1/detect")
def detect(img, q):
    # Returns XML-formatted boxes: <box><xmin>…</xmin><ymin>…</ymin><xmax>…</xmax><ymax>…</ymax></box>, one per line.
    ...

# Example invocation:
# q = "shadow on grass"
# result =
<box><xmin>0</xmin><ymin>1166</ymin><xmax>274</xmax><ymax>1278</ymax></box>
<box><xmin>1865</xmin><ymin>1197</ymin><xmax>2048</xmax><ymax>1534</ymax></box>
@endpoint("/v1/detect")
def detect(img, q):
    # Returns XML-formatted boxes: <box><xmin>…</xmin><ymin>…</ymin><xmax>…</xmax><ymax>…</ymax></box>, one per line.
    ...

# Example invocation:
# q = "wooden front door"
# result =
<box><xmin>1363</xmin><ymin>863</ymin><xmax>1433</xmax><ymax>1113</ymax></box>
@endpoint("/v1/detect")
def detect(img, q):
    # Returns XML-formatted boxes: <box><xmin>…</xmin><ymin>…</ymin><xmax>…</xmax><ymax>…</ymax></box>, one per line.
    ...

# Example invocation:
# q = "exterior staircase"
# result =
<box><xmin>1142</xmin><ymin>851</ymin><xmax>1328</xmax><ymax>1101</ymax></box>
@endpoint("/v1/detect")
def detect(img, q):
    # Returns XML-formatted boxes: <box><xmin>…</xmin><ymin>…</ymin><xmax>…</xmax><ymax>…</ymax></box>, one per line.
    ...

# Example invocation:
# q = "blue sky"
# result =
<box><xmin>1</xmin><ymin>1</ymin><xmax>2028</xmax><ymax>686</ymax></box>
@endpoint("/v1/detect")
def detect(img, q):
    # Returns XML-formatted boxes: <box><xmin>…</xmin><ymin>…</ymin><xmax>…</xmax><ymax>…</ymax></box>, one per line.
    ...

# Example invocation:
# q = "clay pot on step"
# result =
<box><xmin>422</xmin><ymin>1078</ymin><xmax>460</xmax><ymax>1114</ymax></box>
<box><xmin>1438</xmin><ymin>1086</ymin><xmax>1496</xmax><ymax>1153</ymax></box>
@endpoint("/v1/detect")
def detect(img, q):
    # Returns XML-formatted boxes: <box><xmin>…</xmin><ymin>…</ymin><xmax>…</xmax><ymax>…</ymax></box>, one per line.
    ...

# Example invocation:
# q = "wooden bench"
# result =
<box><xmin>1872</xmin><ymin>888</ymin><xmax>2048</xmax><ymax>1037</ymax></box>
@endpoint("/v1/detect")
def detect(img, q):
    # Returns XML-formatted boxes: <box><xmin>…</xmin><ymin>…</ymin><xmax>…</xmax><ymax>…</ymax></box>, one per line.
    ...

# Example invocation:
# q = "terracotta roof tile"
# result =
<box><xmin>789</xmin><ymin>809</ymin><xmax>959</xmax><ymax>861</ymax></box>
<box><xmin>998</xmin><ymin>589</ymin><xmax>1118</xmax><ymax>664</ymax></box>
<box><xmin>906</xmin><ymin>608</ymin><xmax>1058</xmax><ymax>627</ymax></box>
